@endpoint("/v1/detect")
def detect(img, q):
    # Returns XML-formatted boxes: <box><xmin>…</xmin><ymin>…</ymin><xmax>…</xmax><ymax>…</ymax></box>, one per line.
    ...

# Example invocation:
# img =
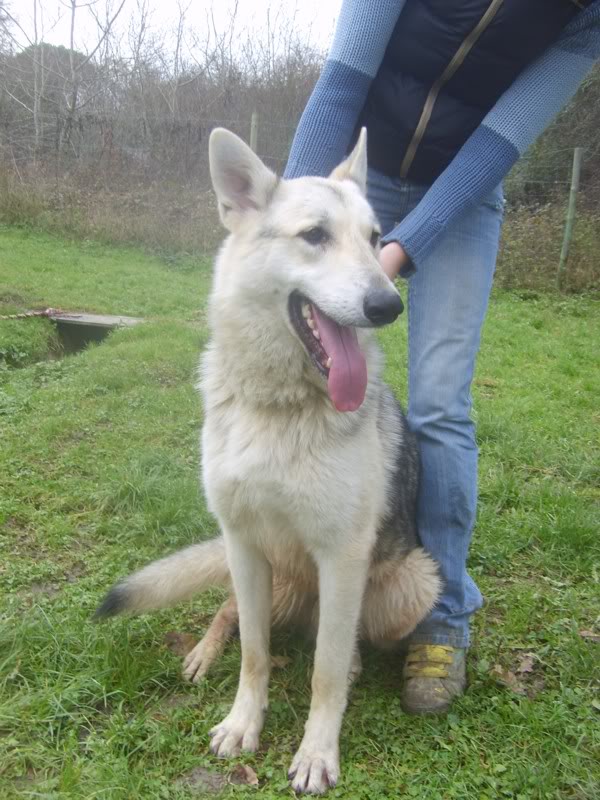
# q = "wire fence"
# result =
<box><xmin>0</xmin><ymin>111</ymin><xmax>294</xmax><ymax>184</ymax></box>
<box><xmin>3</xmin><ymin>109</ymin><xmax>600</xmax><ymax>199</ymax></box>
<box><xmin>0</xmin><ymin>110</ymin><xmax>598</xmax><ymax>290</ymax></box>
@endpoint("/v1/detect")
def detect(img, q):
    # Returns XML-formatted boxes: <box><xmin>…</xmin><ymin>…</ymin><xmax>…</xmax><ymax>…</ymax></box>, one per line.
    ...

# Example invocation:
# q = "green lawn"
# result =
<box><xmin>1</xmin><ymin>226</ymin><xmax>598</xmax><ymax>799</ymax></box>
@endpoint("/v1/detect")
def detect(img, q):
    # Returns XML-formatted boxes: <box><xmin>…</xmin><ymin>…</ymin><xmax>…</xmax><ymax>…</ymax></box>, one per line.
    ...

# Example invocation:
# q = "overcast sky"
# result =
<box><xmin>11</xmin><ymin>1</ymin><xmax>343</xmax><ymax>55</ymax></box>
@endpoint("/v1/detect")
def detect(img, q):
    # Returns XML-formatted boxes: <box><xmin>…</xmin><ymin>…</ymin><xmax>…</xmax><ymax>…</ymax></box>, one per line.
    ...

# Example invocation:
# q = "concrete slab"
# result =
<box><xmin>48</xmin><ymin>312</ymin><xmax>143</xmax><ymax>328</ymax></box>
<box><xmin>49</xmin><ymin>312</ymin><xmax>144</xmax><ymax>353</ymax></box>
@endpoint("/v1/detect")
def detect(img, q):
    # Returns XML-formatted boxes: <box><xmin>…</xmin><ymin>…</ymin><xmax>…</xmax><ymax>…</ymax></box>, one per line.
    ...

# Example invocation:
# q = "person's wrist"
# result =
<box><xmin>379</xmin><ymin>241</ymin><xmax>408</xmax><ymax>281</ymax></box>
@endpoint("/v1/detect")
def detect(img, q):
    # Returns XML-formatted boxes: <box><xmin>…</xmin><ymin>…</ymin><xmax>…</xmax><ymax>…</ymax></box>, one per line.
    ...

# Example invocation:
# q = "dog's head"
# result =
<box><xmin>208</xmin><ymin>128</ymin><xmax>402</xmax><ymax>412</ymax></box>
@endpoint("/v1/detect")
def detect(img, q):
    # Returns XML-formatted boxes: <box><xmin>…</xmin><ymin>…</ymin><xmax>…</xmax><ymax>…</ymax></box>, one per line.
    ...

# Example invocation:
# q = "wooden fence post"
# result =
<box><xmin>557</xmin><ymin>147</ymin><xmax>583</xmax><ymax>291</ymax></box>
<box><xmin>250</xmin><ymin>111</ymin><xmax>258</xmax><ymax>153</ymax></box>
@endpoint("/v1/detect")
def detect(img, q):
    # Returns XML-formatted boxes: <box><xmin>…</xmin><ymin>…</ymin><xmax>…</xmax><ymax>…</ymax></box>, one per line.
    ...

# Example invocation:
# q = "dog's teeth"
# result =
<box><xmin>301</xmin><ymin>304</ymin><xmax>311</xmax><ymax>319</ymax></box>
<box><xmin>325</xmin><ymin>357</ymin><xmax>332</xmax><ymax>369</ymax></box>
<box><xmin>307</xmin><ymin>318</ymin><xmax>315</xmax><ymax>330</ymax></box>
<box><xmin>312</xmin><ymin>329</ymin><xmax>320</xmax><ymax>340</ymax></box>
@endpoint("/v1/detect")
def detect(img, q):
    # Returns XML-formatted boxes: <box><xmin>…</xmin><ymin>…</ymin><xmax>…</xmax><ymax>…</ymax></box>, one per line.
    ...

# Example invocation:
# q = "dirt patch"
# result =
<box><xmin>176</xmin><ymin>766</ymin><xmax>228</xmax><ymax>794</ymax></box>
<box><xmin>151</xmin><ymin>693</ymin><xmax>201</xmax><ymax>720</ymax></box>
<box><xmin>19</xmin><ymin>581</ymin><xmax>60</xmax><ymax>599</ymax></box>
<box><xmin>77</xmin><ymin>700</ymin><xmax>112</xmax><ymax>747</ymax></box>
<box><xmin>65</xmin><ymin>561</ymin><xmax>87</xmax><ymax>583</ymax></box>
<box><xmin>176</xmin><ymin>764</ymin><xmax>259</xmax><ymax>794</ymax></box>
<box><xmin>3</xmin><ymin>520</ymin><xmax>49</xmax><ymax>558</ymax></box>
<box><xmin>11</xmin><ymin>767</ymin><xmax>39</xmax><ymax>789</ymax></box>
<box><xmin>0</xmin><ymin>291</ymin><xmax>27</xmax><ymax>307</ymax></box>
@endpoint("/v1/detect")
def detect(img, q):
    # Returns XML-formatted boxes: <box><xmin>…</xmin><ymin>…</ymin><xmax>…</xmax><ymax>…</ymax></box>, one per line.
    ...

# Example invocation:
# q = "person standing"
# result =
<box><xmin>285</xmin><ymin>0</ymin><xmax>600</xmax><ymax>714</ymax></box>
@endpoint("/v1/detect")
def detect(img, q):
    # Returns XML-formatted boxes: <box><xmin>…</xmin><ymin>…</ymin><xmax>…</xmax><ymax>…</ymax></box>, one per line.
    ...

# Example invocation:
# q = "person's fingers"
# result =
<box><xmin>379</xmin><ymin>242</ymin><xmax>408</xmax><ymax>281</ymax></box>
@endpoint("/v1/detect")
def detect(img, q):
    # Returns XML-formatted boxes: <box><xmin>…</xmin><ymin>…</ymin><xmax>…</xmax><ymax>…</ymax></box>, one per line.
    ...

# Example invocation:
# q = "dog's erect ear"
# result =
<box><xmin>209</xmin><ymin>128</ymin><xmax>278</xmax><ymax>231</ymax></box>
<box><xmin>329</xmin><ymin>128</ymin><xmax>367</xmax><ymax>195</ymax></box>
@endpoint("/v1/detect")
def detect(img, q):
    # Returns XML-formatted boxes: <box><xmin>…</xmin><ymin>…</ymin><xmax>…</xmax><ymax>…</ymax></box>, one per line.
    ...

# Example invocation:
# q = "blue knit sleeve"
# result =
<box><xmin>384</xmin><ymin>2</ymin><xmax>600</xmax><ymax>268</ymax></box>
<box><xmin>284</xmin><ymin>0</ymin><xmax>407</xmax><ymax>179</ymax></box>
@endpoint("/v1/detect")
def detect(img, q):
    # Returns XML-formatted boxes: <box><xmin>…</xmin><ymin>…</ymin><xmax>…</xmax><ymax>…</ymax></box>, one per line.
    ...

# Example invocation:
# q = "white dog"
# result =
<box><xmin>96</xmin><ymin>128</ymin><xmax>440</xmax><ymax>794</ymax></box>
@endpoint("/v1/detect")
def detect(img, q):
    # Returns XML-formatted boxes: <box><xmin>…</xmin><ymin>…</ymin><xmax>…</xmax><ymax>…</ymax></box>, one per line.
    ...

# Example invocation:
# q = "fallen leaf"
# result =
<box><xmin>591</xmin><ymin>699</ymin><xmax>600</xmax><ymax>712</ymax></box>
<box><xmin>229</xmin><ymin>764</ymin><xmax>259</xmax><ymax>787</ymax></box>
<box><xmin>164</xmin><ymin>631</ymin><xmax>198</xmax><ymax>657</ymax></box>
<box><xmin>516</xmin><ymin>652</ymin><xmax>536</xmax><ymax>674</ymax></box>
<box><xmin>271</xmin><ymin>655</ymin><xmax>291</xmax><ymax>669</ymax></box>
<box><xmin>527</xmin><ymin>676</ymin><xmax>546</xmax><ymax>699</ymax></box>
<box><xmin>176</xmin><ymin>766</ymin><xmax>227</xmax><ymax>793</ymax></box>
<box><xmin>490</xmin><ymin>665</ymin><xmax>527</xmax><ymax>695</ymax></box>
<box><xmin>579</xmin><ymin>630</ymin><xmax>600</xmax><ymax>644</ymax></box>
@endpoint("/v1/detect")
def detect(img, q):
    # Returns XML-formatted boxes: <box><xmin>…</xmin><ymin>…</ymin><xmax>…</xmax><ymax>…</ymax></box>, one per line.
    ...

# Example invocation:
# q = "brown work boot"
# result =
<box><xmin>401</xmin><ymin>644</ymin><xmax>466</xmax><ymax>715</ymax></box>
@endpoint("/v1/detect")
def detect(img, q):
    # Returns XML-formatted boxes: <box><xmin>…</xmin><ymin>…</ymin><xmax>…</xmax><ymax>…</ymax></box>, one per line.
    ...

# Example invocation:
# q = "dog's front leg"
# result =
<box><xmin>289</xmin><ymin>548</ymin><xmax>370</xmax><ymax>794</ymax></box>
<box><xmin>209</xmin><ymin>532</ymin><xmax>272</xmax><ymax>757</ymax></box>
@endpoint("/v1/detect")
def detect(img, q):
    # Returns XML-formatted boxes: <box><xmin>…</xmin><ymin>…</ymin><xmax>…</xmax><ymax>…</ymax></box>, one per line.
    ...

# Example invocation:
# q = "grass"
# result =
<box><xmin>1</xmin><ymin>226</ymin><xmax>599</xmax><ymax>799</ymax></box>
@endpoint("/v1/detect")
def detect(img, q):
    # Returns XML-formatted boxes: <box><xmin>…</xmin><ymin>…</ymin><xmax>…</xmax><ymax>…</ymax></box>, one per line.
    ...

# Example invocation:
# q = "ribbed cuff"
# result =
<box><xmin>407</xmin><ymin>631</ymin><xmax>470</xmax><ymax>649</ymax></box>
<box><xmin>381</xmin><ymin>211</ymin><xmax>444</xmax><ymax>275</ymax></box>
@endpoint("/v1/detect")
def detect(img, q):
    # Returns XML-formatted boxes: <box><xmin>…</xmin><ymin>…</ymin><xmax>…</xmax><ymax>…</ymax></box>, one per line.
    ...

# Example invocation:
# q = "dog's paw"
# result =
<box><xmin>209</xmin><ymin>713</ymin><xmax>262</xmax><ymax>757</ymax></box>
<box><xmin>182</xmin><ymin>641</ymin><xmax>216</xmax><ymax>683</ymax></box>
<box><xmin>288</xmin><ymin>746</ymin><xmax>340</xmax><ymax>795</ymax></box>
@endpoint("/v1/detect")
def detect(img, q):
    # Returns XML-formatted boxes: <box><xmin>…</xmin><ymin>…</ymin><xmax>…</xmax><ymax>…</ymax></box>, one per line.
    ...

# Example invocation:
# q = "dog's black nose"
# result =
<box><xmin>363</xmin><ymin>289</ymin><xmax>403</xmax><ymax>326</ymax></box>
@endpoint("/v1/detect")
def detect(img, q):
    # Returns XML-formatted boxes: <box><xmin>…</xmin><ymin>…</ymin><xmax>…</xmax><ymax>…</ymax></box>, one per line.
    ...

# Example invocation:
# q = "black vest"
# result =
<box><xmin>358</xmin><ymin>0</ymin><xmax>583</xmax><ymax>184</ymax></box>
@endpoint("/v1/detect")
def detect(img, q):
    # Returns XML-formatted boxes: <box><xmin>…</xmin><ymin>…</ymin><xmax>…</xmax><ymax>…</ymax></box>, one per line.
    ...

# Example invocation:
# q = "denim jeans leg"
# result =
<box><xmin>367</xmin><ymin>166</ymin><xmax>424</xmax><ymax>239</ymax></box>
<box><xmin>407</xmin><ymin>188</ymin><xmax>504</xmax><ymax>647</ymax></box>
<box><xmin>367</xmin><ymin>167</ymin><xmax>504</xmax><ymax>648</ymax></box>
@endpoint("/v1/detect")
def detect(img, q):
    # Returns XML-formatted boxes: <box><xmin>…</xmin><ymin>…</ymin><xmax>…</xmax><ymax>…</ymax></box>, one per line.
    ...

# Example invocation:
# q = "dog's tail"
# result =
<box><xmin>94</xmin><ymin>537</ymin><xmax>230</xmax><ymax>619</ymax></box>
<box><xmin>362</xmin><ymin>548</ymin><xmax>442</xmax><ymax>645</ymax></box>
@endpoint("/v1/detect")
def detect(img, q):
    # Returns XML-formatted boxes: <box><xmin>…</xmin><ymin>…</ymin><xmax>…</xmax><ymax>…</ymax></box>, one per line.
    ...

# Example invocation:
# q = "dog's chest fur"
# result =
<box><xmin>201</xmin><ymin>385</ymin><xmax>385</xmax><ymax>567</ymax></box>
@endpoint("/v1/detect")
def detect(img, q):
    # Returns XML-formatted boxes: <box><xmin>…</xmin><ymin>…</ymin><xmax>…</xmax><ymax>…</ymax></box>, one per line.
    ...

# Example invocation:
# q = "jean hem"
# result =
<box><xmin>407</xmin><ymin>631</ymin><xmax>470</xmax><ymax>649</ymax></box>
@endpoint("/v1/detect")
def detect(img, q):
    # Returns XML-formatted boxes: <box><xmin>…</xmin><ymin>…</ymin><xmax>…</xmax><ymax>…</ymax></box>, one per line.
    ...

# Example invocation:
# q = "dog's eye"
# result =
<box><xmin>299</xmin><ymin>227</ymin><xmax>330</xmax><ymax>246</ymax></box>
<box><xmin>370</xmin><ymin>229</ymin><xmax>381</xmax><ymax>248</ymax></box>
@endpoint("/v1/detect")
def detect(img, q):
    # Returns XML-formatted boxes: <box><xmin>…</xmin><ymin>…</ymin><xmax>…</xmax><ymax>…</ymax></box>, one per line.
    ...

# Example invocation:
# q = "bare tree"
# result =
<box><xmin>31</xmin><ymin>0</ymin><xmax>45</xmax><ymax>155</ymax></box>
<box><xmin>61</xmin><ymin>0</ymin><xmax>126</xmax><ymax>151</ymax></box>
<box><xmin>0</xmin><ymin>0</ymin><xmax>11</xmax><ymax>51</ymax></box>
<box><xmin>0</xmin><ymin>0</ymin><xmax>325</xmax><ymax>191</ymax></box>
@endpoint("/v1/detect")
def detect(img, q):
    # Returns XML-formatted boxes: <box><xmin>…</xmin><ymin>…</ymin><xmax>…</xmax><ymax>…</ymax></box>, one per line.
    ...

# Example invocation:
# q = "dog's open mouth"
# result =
<box><xmin>288</xmin><ymin>291</ymin><xmax>367</xmax><ymax>413</ymax></box>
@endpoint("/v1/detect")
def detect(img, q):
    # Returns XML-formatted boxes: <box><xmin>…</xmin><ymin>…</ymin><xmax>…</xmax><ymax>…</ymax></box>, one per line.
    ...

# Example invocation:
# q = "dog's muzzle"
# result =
<box><xmin>363</xmin><ymin>289</ymin><xmax>403</xmax><ymax>326</ymax></box>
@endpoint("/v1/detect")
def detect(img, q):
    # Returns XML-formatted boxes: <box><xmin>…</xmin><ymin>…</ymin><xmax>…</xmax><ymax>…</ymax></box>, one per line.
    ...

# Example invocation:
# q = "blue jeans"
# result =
<box><xmin>367</xmin><ymin>167</ymin><xmax>505</xmax><ymax>648</ymax></box>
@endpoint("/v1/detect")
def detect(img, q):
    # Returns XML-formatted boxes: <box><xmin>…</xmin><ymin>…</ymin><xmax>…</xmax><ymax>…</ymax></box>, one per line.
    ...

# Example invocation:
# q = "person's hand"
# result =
<box><xmin>379</xmin><ymin>241</ymin><xmax>409</xmax><ymax>281</ymax></box>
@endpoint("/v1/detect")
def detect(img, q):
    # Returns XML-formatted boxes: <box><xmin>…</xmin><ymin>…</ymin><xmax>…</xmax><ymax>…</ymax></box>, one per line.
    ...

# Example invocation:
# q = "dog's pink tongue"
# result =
<box><xmin>312</xmin><ymin>306</ymin><xmax>367</xmax><ymax>412</ymax></box>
